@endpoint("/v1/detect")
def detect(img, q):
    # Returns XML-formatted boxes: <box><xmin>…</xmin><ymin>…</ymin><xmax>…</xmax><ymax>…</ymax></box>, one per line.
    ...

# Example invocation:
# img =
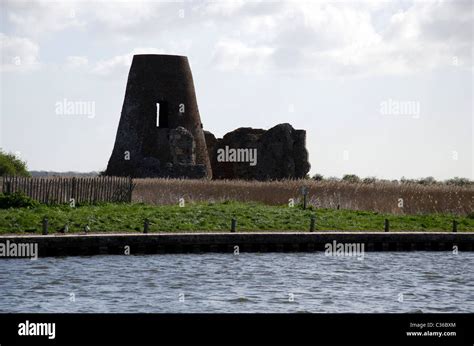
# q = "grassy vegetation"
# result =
<box><xmin>0</xmin><ymin>149</ymin><xmax>30</xmax><ymax>177</ymax></box>
<box><xmin>1</xmin><ymin>177</ymin><xmax>472</xmax><ymax>216</ymax></box>
<box><xmin>133</xmin><ymin>178</ymin><xmax>473</xmax><ymax>216</ymax></box>
<box><xmin>0</xmin><ymin>201</ymin><xmax>473</xmax><ymax>235</ymax></box>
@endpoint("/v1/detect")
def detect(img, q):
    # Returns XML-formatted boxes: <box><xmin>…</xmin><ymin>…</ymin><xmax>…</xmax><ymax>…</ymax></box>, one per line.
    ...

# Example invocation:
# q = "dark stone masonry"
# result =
<box><xmin>205</xmin><ymin>123</ymin><xmax>310</xmax><ymax>180</ymax></box>
<box><xmin>106</xmin><ymin>54</ymin><xmax>310</xmax><ymax>180</ymax></box>
<box><xmin>105</xmin><ymin>54</ymin><xmax>211</xmax><ymax>179</ymax></box>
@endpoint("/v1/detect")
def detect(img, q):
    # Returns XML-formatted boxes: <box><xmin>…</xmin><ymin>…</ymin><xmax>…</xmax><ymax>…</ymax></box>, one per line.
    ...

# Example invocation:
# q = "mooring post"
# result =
<box><xmin>144</xmin><ymin>218</ymin><xmax>149</xmax><ymax>234</ymax></box>
<box><xmin>231</xmin><ymin>218</ymin><xmax>237</xmax><ymax>233</ymax></box>
<box><xmin>384</xmin><ymin>219</ymin><xmax>389</xmax><ymax>232</ymax></box>
<box><xmin>310</xmin><ymin>216</ymin><xmax>316</xmax><ymax>232</ymax></box>
<box><xmin>452</xmin><ymin>220</ymin><xmax>457</xmax><ymax>233</ymax></box>
<box><xmin>42</xmin><ymin>217</ymin><xmax>48</xmax><ymax>235</ymax></box>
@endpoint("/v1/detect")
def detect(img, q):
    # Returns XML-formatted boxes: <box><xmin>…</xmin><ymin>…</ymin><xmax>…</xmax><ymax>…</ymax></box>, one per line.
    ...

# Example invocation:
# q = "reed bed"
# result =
<box><xmin>133</xmin><ymin>179</ymin><xmax>473</xmax><ymax>216</ymax></box>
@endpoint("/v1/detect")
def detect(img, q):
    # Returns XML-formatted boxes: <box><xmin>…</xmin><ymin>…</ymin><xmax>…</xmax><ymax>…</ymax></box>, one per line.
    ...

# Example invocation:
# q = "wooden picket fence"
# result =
<box><xmin>0</xmin><ymin>176</ymin><xmax>134</xmax><ymax>204</ymax></box>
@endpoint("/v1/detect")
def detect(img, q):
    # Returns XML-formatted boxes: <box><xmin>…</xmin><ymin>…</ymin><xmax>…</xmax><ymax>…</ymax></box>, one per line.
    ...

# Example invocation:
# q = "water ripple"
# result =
<box><xmin>0</xmin><ymin>252</ymin><xmax>473</xmax><ymax>313</ymax></box>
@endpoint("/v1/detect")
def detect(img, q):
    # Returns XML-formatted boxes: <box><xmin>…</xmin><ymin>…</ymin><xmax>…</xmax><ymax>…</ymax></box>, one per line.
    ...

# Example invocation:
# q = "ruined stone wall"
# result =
<box><xmin>105</xmin><ymin>55</ymin><xmax>310</xmax><ymax>180</ymax></box>
<box><xmin>205</xmin><ymin>123</ymin><xmax>310</xmax><ymax>180</ymax></box>
<box><xmin>170</xmin><ymin>127</ymin><xmax>195</xmax><ymax>165</ymax></box>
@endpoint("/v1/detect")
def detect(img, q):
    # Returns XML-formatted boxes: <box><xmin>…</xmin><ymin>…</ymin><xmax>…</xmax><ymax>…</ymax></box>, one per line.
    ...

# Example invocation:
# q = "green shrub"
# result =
<box><xmin>0</xmin><ymin>192</ymin><xmax>39</xmax><ymax>209</ymax></box>
<box><xmin>400</xmin><ymin>177</ymin><xmax>416</xmax><ymax>184</ymax></box>
<box><xmin>417</xmin><ymin>177</ymin><xmax>437</xmax><ymax>185</ymax></box>
<box><xmin>362</xmin><ymin>177</ymin><xmax>376</xmax><ymax>184</ymax></box>
<box><xmin>0</xmin><ymin>149</ymin><xmax>30</xmax><ymax>177</ymax></box>
<box><xmin>342</xmin><ymin>174</ymin><xmax>360</xmax><ymax>183</ymax></box>
<box><xmin>312</xmin><ymin>173</ymin><xmax>324</xmax><ymax>181</ymax></box>
<box><xmin>445</xmin><ymin>177</ymin><xmax>473</xmax><ymax>187</ymax></box>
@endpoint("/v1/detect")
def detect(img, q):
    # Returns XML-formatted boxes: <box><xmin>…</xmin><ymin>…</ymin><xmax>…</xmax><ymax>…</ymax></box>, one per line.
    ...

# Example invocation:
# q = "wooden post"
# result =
<box><xmin>57</xmin><ymin>177</ymin><xmax>62</xmax><ymax>204</ymax></box>
<box><xmin>128</xmin><ymin>177</ymin><xmax>133</xmax><ymax>203</ymax></box>
<box><xmin>44</xmin><ymin>179</ymin><xmax>49</xmax><ymax>205</ymax></box>
<box><xmin>71</xmin><ymin>177</ymin><xmax>76</xmax><ymax>201</ymax></box>
<box><xmin>31</xmin><ymin>178</ymin><xmax>36</xmax><ymax>200</ymax></box>
<box><xmin>97</xmin><ymin>177</ymin><xmax>103</xmax><ymax>203</ymax></box>
<box><xmin>38</xmin><ymin>179</ymin><xmax>43</xmax><ymax>203</ymax></box>
<box><xmin>89</xmin><ymin>178</ymin><xmax>94</xmax><ymax>204</ymax></box>
<box><xmin>144</xmin><ymin>218</ymin><xmax>149</xmax><ymax>234</ymax></box>
<box><xmin>310</xmin><ymin>216</ymin><xmax>315</xmax><ymax>232</ymax></box>
<box><xmin>384</xmin><ymin>219</ymin><xmax>389</xmax><ymax>232</ymax></box>
<box><xmin>301</xmin><ymin>186</ymin><xmax>308</xmax><ymax>210</ymax></box>
<box><xmin>29</xmin><ymin>178</ymin><xmax>33</xmax><ymax>200</ymax></box>
<box><xmin>77</xmin><ymin>178</ymin><xmax>82</xmax><ymax>204</ymax></box>
<box><xmin>92</xmin><ymin>178</ymin><xmax>97</xmax><ymax>204</ymax></box>
<box><xmin>452</xmin><ymin>220</ymin><xmax>457</xmax><ymax>233</ymax></box>
<box><xmin>231</xmin><ymin>218</ymin><xmax>237</xmax><ymax>233</ymax></box>
<box><xmin>103</xmin><ymin>177</ymin><xmax>107</xmax><ymax>202</ymax></box>
<box><xmin>42</xmin><ymin>217</ymin><xmax>48</xmax><ymax>235</ymax></box>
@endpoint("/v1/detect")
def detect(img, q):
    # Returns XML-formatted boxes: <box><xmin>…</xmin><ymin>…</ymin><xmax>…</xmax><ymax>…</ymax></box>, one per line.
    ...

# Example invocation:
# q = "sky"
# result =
<box><xmin>0</xmin><ymin>0</ymin><xmax>472</xmax><ymax>180</ymax></box>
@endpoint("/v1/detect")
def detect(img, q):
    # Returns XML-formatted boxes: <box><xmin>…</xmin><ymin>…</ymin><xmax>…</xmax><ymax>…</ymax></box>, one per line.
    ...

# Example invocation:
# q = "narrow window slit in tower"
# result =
<box><xmin>156</xmin><ymin>102</ymin><xmax>169</xmax><ymax>128</ymax></box>
<box><xmin>156</xmin><ymin>103</ymin><xmax>160</xmax><ymax>127</ymax></box>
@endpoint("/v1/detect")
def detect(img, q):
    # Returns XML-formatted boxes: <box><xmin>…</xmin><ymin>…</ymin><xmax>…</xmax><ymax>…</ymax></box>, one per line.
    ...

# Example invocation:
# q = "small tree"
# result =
<box><xmin>400</xmin><ymin>176</ymin><xmax>416</xmax><ymax>184</ymax></box>
<box><xmin>445</xmin><ymin>177</ymin><xmax>473</xmax><ymax>187</ymax></box>
<box><xmin>0</xmin><ymin>149</ymin><xmax>30</xmax><ymax>176</ymax></box>
<box><xmin>362</xmin><ymin>177</ymin><xmax>376</xmax><ymax>184</ymax></box>
<box><xmin>0</xmin><ymin>192</ymin><xmax>38</xmax><ymax>208</ymax></box>
<box><xmin>312</xmin><ymin>173</ymin><xmax>324</xmax><ymax>181</ymax></box>
<box><xmin>342</xmin><ymin>174</ymin><xmax>360</xmax><ymax>183</ymax></box>
<box><xmin>417</xmin><ymin>176</ymin><xmax>436</xmax><ymax>185</ymax></box>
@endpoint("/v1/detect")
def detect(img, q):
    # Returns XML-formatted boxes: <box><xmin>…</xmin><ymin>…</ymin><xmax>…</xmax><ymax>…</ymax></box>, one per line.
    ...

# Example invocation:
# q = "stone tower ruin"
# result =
<box><xmin>105</xmin><ymin>54</ymin><xmax>212</xmax><ymax>178</ymax></box>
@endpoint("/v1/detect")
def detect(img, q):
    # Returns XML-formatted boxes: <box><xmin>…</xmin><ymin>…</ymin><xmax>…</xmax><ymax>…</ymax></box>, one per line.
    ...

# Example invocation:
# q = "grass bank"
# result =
<box><xmin>0</xmin><ymin>202</ymin><xmax>473</xmax><ymax>234</ymax></box>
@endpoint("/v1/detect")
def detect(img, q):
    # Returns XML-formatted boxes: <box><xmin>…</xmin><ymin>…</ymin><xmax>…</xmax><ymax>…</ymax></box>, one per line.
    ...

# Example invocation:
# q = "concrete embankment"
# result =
<box><xmin>0</xmin><ymin>232</ymin><xmax>473</xmax><ymax>257</ymax></box>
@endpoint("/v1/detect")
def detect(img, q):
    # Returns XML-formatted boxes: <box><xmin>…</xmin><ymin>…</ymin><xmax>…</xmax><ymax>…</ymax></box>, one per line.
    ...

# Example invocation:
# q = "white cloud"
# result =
<box><xmin>5</xmin><ymin>0</ymin><xmax>85</xmax><ymax>37</ymax></box>
<box><xmin>1</xmin><ymin>0</ymin><xmax>472</xmax><ymax>78</ymax></box>
<box><xmin>0</xmin><ymin>33</ymin><xmax>40</xmax><ymax>72</ymax></box>
<box><xmin>210</xmin><ymin>0</ymin><xmax>473</xmax><ymax>77</ymax></box>
<box><xmin>66</xmin><ymin>56</ymin><xmax>88</xmax><ymax>68</ymax></box>
<box><xmin>92</xmin><ymin>1</ymin><xmax>160</xmax><ymax>30</ymax></box>
<box><xmin>212</xmin><ymin>39</ymin><xmax>274</xmax><ymax>73</ymax></box>
<box><xmin>92</xmin><ymin>48</ymin><xmax>164</xmax><ymax>76</ymax></box>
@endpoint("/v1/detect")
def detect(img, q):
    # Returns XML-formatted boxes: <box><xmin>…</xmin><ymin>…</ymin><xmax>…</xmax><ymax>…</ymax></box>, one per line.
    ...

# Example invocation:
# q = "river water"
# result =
<box><xmin>0</xmin><ymin>252</ymin><xmax>473</xmax><ymax>313</ymax></box>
